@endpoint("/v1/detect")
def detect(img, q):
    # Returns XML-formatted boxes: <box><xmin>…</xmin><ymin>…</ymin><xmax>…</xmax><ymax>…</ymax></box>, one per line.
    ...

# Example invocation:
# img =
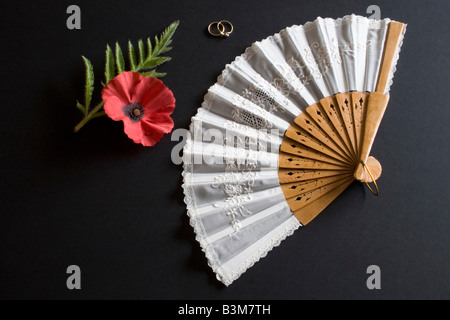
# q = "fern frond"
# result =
<box><xmin>81</xmin><ymin>56</ymin><xmax>94</xmax><ymax>114</ymax></box>
<box><xmin>138</xmin><ymin>39</ymin><xmax>145</xmax><ymax>64</ymax></box>
<box><xmin>128</xmin><ymin>41</ymin><xmax>137</xmax><ymax>71</ymax></box>
<box><xmin>115</xmin><ymin>42</ymin><xmax>125</xmax><ymax>74</ymax></box>
<box><xmin>133</xmin><ymin>20</ymin><xmax>179</xmax><ymax>74</ymax></box>
<box><xmin>105</xmin><ymin>45</ymin><xmax>115</xmax><ymax>83</ymax></box>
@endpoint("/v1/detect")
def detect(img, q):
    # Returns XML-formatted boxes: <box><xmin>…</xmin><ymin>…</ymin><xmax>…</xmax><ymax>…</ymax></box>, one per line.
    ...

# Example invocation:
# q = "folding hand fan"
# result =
<box><xmin>182</xmin><ymin>15</ymin><xmax>406</xmax><ymax>285</ymax></box>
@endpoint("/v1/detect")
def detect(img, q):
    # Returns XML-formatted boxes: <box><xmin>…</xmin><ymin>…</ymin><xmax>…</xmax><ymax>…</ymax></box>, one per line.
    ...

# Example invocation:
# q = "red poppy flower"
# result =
<box><xmin>101</xmin><ymin>71</ymin><xmax>176</xmax><ymax>146</ymax></box>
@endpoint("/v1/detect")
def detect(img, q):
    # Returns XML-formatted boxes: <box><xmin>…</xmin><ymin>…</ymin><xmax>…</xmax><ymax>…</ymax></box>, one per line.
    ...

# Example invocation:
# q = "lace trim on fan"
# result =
<box><xmin>222</xmin><ymin>120</ymin><xmax>273</xmax><ymax>141</ymax></box>
<box><xmin>224</xmin><ymin>18</ymin><xmax>382</xmax><ymax>113</ymax></box>
<box><xmin>242</xmin><ymin>85</ymin><xmax>284</xmax><ymax>113</ymax></box>
<box><xmin>182</xmin><ymin>138</ymin><xmax>300</xmax><ymax>285</ymax></box>
<box><xmin>232</xmin><ymin>95</ymin><xmax>274</xmax><ymax>129</ymax></box>
<box><xmin>212</xmin><ymin>169</ymin><xmax>256</xmax><ymax>236</ymax></box>
<box><xmin>217</xmin><ymin>14</ymin><xmax>392</xmax><ymax>87</ymax></box>
<box><xmin>287</xmin><ymin>39</ymin><xmax>372</xmax><ymax>85</ymax></box>
<box><xmin>233</xmin><ymin>32</ymin><xmax>373</xmax><ymax>129</ymax></box>
<box><xmin>232</xmin><ymin>70</ymin><xmax>291</xmax><ymax>129</ymax></box>
<box><xmin>221</xmin><ymin>217</ymin><xmax>300</xmax><ymax>286</ymax></box>
<box><xmin>385</xmin><ymin>24</ymin><xmax>407</xmax><ymax>94</ymax></box>
<box><xmin>185</xmin><ymin>106</ymin><xmax>275</xmax><ymax>236</ymax></box>
<box><xmin>243</xmin><ymin>38</ymin><xmax>374</xmax><ymax>104</ymax></box>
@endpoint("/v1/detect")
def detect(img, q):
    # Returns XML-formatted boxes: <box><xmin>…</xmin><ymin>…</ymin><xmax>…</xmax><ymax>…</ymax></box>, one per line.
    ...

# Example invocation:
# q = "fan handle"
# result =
<box><xmin>354</xmin><ymin>92</ymin><xmax>389</xmax><ymax>182</ymax></box>
<box><xmin>354</xmin><ymin>21</ymin><xmax>405</xmax><ymax>188</ymax></box>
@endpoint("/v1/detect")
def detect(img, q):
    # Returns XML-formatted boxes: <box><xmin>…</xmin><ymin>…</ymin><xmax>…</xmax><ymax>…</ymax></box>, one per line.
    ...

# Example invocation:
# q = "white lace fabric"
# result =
<box><xmin>182</xmin><ymin>15</ymin><xmax>406</xmax><ymax>286</ymax></box>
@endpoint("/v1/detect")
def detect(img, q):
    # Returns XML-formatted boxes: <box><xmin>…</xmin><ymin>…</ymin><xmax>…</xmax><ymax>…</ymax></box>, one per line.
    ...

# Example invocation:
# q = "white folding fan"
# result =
<box><xmin>182</xmin><ymin>15</ymin><xmax>406</xmax><ymax>285</ymax></box>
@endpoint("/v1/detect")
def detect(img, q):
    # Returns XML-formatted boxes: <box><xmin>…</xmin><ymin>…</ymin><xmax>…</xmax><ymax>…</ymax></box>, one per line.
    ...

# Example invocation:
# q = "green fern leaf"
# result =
<box><xmin>105</xmin><ymin>45</ymin><xmax>115</xmax><ymax>83</ymax></box>
<box><xmin>152</xmin><ymin>20</ymin><xmax>179</xmax><ymax>56</ymax></box>
<box><xmin>159</xmin><ymin>46</ymin><xmax>172</xmax><ymax>54</ymax></box>
<box><xmin>141</xmin><ymin>70</ymin><xmax>167</xmax><ymax>78</ymax></box>
<box><xmin>134</xmin><ymin>21</ymin><xmax>179</xmax><ymax>73</ymax></box>
<box><xmin>141</xmin><ymin>56</ymin><xmax>171</xmax><ymax>70</ymax></box>
<box><xmin>138</xmin><ymin>39</ymin><xmax>145</xmax><ymax>64</ymax></box>
<box><xmin>76</xmin><ymin>101</ymin><xmax>86</xmax><ymax>114</ymax></box>
<box><xmin>147</xmin><ymin>38</ymin><xmax>153</xmax><ymax>56</ymax></box>
<box><xmin>81</xmin><ymin>56</ymin><xmax>94</xmax><ymax>114</ymax></box>
<box><xmin>115</xmin><ymin>42</ymin><xmax>125</xmax><ymax>74</ymax></box>
<box><xmin>128</xmin><ymin>41</ymin><xmax>137</xmax><ymax>71</ymax></box>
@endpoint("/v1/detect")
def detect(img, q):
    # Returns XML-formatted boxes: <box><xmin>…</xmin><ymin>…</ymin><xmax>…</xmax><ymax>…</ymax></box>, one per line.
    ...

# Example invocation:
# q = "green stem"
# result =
<box><xmin>74</xmin><ymin>101</ymin><xmax>105</xmax><ymax>132</ymax></box>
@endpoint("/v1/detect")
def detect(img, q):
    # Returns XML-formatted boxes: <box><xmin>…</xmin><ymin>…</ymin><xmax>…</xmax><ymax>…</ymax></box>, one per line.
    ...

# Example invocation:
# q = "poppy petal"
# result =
<box><xmin>102</xmin><ymin>71</ymin><xmax>143</xmax><ymax>105</ymax></box>
<box><xmin>145</xmin><ymin>113</ymin><xmax>174</xmax><ymax>132</ymax></box>
<box><xmin>132</xmin><ymin>77</ymin><xmax>176</xmax><ymax>116</ymax></box>
<box><xmin>103</xmin><ymin>96</ymin><xmax>127</xmax><ymax>121</ymax></box>
<box><xmin>123</xmin><ymin>118</ymin><xmax>144</xmax><ymax>144</ymax></box>
<box><xmin>140</xmin><ymin>117</ymin><xmax>174</xmax><ymax>146</ymax></box>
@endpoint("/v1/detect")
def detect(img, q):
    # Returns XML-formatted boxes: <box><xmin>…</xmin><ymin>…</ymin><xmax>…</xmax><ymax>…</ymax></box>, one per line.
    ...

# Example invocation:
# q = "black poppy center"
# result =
<box><xmin>123</xmin><ymin>102</ymin><xmax>144</xmax><ymax>123</ymax></box>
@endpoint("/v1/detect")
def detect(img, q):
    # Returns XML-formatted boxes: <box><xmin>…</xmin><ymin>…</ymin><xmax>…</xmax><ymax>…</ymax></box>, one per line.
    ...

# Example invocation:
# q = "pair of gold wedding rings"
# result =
<box><xmin>208</xmin><ymin>20</ymin><xmax>234</xmax><ymax>37</ymax></box>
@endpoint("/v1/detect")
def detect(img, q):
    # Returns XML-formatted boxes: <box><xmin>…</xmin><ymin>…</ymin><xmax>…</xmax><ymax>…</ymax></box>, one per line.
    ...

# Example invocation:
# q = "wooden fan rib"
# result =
<box><xmin>293</xmin><ymin>112</ymin><xmax>354</xmax><ymax>165</ymax></box>
<box><xmin>319</xmin><ymin>95</ymin><xmax>358</xmax><ymax>162</ymax></box>
<box><xmin>351</xmin><ymin>92</ymin><xmax>368</xmax><ymax>155</ymax></box>
<box><xmin>292</xmin><ymin>177</ymin><xmax>354</xmax><ymax>225</ymax></box>
<box><xmin>284</xmin><ymin>125</ymin><xmax>350</xmax><ymax>164</ymax></box>
<box><xmin>305</xmin><ymin>103</ymin><xmax>355</xmax><ymax>163</ymax></box>
<box><xmin>333</xmin><ymin>93</ymin><xmax>359</xmax><ymax>162</ymax></box>
<box><xmin>278</xmin><ymin>153</ymin><xmax>345</xmax><ymax>170</ymax></box>
<box><xmin>286</xmin><ymin>177</ymin><xmax>354</xmax><ymax>212</ymax></box>
<box><xmin>280</xmin><ymin>173</ymin><xmax>352</xmax><ymax>199</ymax></box>
<box><xmin>280</xmin><ymin>138</ymin><xmax>352</xmax><ymax>167</ymax></box>
<box><xmin>278</xmin><ymin>168</ymin><xmax>352</xmax><ymax>184</ymax></box>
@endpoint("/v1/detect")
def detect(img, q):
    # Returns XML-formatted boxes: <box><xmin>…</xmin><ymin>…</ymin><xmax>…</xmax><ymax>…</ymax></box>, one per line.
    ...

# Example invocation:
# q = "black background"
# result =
<box><xmin>0</xmin><ymin>0</ymin><xmax>449</xmax><ymax>300</ymax></box>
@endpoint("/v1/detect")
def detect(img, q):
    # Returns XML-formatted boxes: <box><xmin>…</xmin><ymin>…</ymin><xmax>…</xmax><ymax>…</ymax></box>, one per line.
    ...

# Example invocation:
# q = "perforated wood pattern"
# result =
<box><xmin>279</xmin><ymin>91</ymin><xmax>389</xmax><ymax>225</ymax></box>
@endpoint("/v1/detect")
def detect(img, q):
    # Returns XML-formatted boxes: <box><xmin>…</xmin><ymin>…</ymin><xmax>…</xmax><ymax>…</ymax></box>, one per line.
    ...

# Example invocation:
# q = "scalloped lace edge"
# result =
<box><xmin>182</xmin><ymin>131</ymin><xmax>301</xmax><ymax>286</ymax></box>
<box><xmin>385</xmin><ymin>24</ymin><xmax>407</xmax><ymax>94</ymax></box>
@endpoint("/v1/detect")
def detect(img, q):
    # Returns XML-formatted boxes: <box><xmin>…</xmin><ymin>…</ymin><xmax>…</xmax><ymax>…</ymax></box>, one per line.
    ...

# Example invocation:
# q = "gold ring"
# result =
<box><xmin>208</xmin><ymin>20</ymin><xmax>233</xmax><ymax>37</ymax></box>
<box><xmin>219</xmin><ymin>20</ymin><xmax>233</xmax><ymax>37</ymax></box>
<box><xmin>361</xmin><ymin>161</ymin><xmax>379</xmax><ymax>196</ymax></box>
<box><xmin>208</xmin><ymin>21</ymin><xmax>222</xmax><ymax>37</ymax></box>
